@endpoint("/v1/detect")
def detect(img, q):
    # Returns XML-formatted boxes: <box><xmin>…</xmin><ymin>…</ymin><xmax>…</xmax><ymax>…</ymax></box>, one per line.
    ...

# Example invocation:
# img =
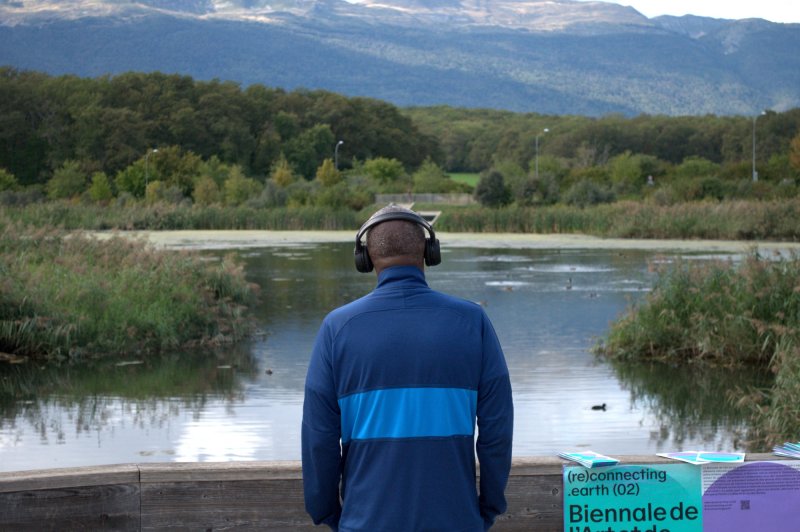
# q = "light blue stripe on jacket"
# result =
<box><xmin>339</xmin><ymin>387</ymin><xmax>477</xmax><ymax>443</ymax></box>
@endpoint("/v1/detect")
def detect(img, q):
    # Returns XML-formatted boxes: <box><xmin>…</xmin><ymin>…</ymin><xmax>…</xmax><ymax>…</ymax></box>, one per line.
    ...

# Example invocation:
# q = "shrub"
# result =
<box><xmin>316</xmin><ymin>158</ymin><xmax>342</xmax><ymax>187</ymax></box>
<box><xmin>563</xmin><ymin>179</ymin><xmax>615</xmax><ymax>207</ymax></box>
<box><xmin>46</xmin><ymin>160</ymin><xmax>86</xmax><ymax>200</ymax></box>
<box><xmin>88</xmin><ymin>172</ymin><xmax>114</xmax><ymax>202</ymax></box>
<box><xmin>270</xmin><ymin>155</ymin><xmax>296</xmax><ymax>188</ymax></box>
<box><xmin>363</xmin><ymin>157</ymin><xmax>405</xmax><ymax>185</ymax></box>
<box><xmin>223</xmin><ymin>167</ymin><xmax>262</xmax><ymax>206</ymax></box>
<box><xmin>193</xmin><ymin>176</ymin><xmax>222</xmax><ymax>206</ymax></box>
<box><xmin>474</xmin><ymin>170</ymin><xmax>511</xmax><ymax>207</ymax></box>
<box><xmin>597</xmin><ymin>251</ymin><xmax>800</xmax><ymax>447</ymax></box>
<box><xmin>0</xmin><ymin>168</ymin><xmax>18</xmax><ymax>192</ymax></box>
<box><xmin>0</xmin><ymin>224</ymin><xmax>256</xmax><ymax>360</ymax></box>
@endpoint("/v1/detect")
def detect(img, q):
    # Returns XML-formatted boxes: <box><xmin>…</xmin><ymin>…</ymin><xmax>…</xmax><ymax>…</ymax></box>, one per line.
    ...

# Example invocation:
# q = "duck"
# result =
<box><xmin>565</xmin><ymin>277</ymin><xmax>572</xmax><ymax>290</ymax></box>
<box><xmin>591</xmin><ymin>403</ymin><xmax>607</xmax><ymax>411</ymax></box>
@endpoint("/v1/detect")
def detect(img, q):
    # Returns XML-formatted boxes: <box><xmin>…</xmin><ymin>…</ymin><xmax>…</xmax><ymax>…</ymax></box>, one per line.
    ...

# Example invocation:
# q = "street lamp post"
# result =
<box><xmin>334</xmin><ymin>140</ymin><xmax>344</xmax><ymax>171</ymax></box>
<box><xmin>752</xmin><ymin>111</ymin><xmax>766</xmax><ymax>182</ymax></box>
<box><xmin>145</xmin><ymin>148</ymin><xmax>158</xmax><ymax>191</ymax></box>
<box><xmin>535</xmin><ymin>128</ymin><xmax>549</xmax><ymax>179</ymax></box>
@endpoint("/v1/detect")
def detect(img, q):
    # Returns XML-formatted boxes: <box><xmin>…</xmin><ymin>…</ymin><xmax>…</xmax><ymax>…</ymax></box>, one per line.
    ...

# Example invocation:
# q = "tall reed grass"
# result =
<box><xmin>4</xmin><ymin>199</ymin><xmax>800</xmax><ymax>240</ymax></box>
<box><xmin>596</xmin><ymin>251</ymin><xmax>800</xmax><ymax>447</ymax></box>
<box><xmin>435</xmin><ymin>199</ymin><xmax>800</xmax><ymax>240</ymax></box>
<box><xmin>2</xmin><ymin>203</ymin><xmax>361</xmax><ymax>231</ymax></box>
<box><xmin>0</xmin><ymin>222</ymin><xmax>257</xmax><ymax>361</ymax></box>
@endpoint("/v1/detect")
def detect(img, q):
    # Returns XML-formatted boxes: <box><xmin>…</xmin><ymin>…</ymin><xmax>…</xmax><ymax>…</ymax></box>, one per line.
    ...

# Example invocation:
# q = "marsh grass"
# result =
<box><xmin>0</xmin><ymin>223</ymin><xmax>257</xmax><ymax>361</ymax></box>
<box><xmin>435</xmin><ymin>199</ymin><xmax>800</xmax><ymax>240</ymax></box>
<box><xmin>2</xmin><ymin>203</ymin><xmax>360</xmax><ymax>231</ymax></box>
<box><xmin>4</xmin><ymin>199</ymin><xmax>800</xmax><ymax>240</ymax></box>
<box><xmin>597</xmin><ymin>251</ymin><xmax>800</xmax><ymax>447</ymax></box>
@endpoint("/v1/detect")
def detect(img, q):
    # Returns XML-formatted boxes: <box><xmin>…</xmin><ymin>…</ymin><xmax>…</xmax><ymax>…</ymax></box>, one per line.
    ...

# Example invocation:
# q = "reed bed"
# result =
<box><xmin>4</xmin><ymin>199</ymin><xmax>800</xmax><ymax>240</ymax></box>
<box><xmin>0</xmin><ymin>222</ymin><xmax>256</xmax><ymax>361</ymax></box>
<box><xmin>2</xmin><ymin>203</ymin><xmax>361</xmax><ymax>231</ymax></box>
<box><xmin>435</xmin><ymin>199</ymin><xmax>800</xmax><ymax>240</ymax></box>
<box><xmin>597</xmin><ymin>252</ymin><xmax>800</xmax><ymax>446</ymax></box>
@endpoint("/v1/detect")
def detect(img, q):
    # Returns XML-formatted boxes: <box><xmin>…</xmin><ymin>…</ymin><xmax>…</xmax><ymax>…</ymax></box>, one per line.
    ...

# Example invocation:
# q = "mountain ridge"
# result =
<box><xmin>1</xmin><ymin>0</ymin><xmax>798</xmax><ymax>115</ymax></box>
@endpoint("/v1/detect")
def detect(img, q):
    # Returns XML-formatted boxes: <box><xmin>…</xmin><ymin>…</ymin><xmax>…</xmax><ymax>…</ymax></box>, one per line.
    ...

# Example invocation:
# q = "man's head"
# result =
<box><xmin>353</xmin><ymin>204</ymin><xmax>440</xmax><ymax>274</ymax></box>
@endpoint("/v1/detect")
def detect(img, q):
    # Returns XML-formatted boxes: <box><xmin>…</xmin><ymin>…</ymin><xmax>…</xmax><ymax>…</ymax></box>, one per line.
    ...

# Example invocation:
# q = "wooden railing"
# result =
<box><xmin>0</xmin><ymin>454</ymin><xmax>778</xmax><ymax>531</ymax></box>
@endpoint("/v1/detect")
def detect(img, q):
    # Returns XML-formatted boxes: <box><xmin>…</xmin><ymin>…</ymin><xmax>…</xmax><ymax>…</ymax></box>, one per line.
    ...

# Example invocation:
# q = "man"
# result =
<box><xmin>302</xmin><ymin>204</ymin><xmax>514</xmax><ymax>531</ymax></box>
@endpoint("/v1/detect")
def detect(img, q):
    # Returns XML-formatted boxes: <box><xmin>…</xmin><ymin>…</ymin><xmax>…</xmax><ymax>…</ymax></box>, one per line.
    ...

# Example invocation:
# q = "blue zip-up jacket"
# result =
<box><xmin>302</xmin><ymin>266</ymin><xmax>513</xmax><ymax>531</ymax></box>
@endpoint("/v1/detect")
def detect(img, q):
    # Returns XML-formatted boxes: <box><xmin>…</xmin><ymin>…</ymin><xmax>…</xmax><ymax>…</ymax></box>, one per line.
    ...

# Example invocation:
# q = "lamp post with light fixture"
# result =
<box><xmin>535</xmin><ymin>128</ymin><xmax>549</xmax><ymax>179</ymax></box>
<box><xmin>145</xmin><ymin>148</ymin><xmax>158</xmax><ymax>192</ymax></box>
<box><xmin>752</xmin><ymin>110</ymin><xmax>767</xmax><ymax>182</ymax></box>
<box><xmin>334</xmin><ymin>140</ymin><xmax>344</xmax><ymax>171</ymax></box>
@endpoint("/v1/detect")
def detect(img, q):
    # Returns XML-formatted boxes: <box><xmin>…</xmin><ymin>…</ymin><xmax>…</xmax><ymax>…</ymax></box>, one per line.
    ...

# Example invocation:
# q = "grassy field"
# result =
<box><xmin>447</xmin><ymin>172</ymin><xmax>480</xmax><ymax>188</ymax></box>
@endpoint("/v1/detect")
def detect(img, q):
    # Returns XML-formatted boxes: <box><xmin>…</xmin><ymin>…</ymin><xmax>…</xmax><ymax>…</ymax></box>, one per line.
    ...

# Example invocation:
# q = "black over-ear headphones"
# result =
<box><xmin>354</xmin><ymin>208</ymin><xmax>441</xmax><ymax>273</ymax></box>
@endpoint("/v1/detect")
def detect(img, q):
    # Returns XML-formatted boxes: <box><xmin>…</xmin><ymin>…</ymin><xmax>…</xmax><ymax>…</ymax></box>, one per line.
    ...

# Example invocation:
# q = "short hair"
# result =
<box><xmin>366</xmin><ymin>219</ymin><xmax>425</xmax><ymax>261</ymax></box>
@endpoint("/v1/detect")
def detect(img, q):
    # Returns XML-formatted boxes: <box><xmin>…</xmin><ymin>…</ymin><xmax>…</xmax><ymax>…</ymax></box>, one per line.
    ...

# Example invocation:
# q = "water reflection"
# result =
<box><xmin>0</xmin><ymin>243</ymin><xmax>769</xmax><ymax>472</ymax></box>
<box><xmin>608</xmin><ymin>361</ymin><xmax>771</xmax><ymax>449</ymax></box>
<box><xmin>1</xmin><ymin>346</ymin><xmax>258</xmax><ymax>469</ymax></box>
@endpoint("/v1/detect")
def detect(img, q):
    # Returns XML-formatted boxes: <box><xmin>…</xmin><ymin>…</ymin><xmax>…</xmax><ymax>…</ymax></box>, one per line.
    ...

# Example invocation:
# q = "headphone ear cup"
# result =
<box><xmin>354</xmin><ymin>244</ymin><xmax>374</xmax><ymax>273</ymax></box>
<box><xmin>424</xmin><ymin>238</ymin><xmax>441</xmax><ymax>267</ymax></box>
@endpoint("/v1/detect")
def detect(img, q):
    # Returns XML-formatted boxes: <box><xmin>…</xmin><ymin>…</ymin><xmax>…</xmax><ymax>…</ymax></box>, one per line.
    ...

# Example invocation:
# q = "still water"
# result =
<box><xmin>0</xmin><ymin>241</ymin><xmax>762</xmax><ymax>472</ymax></box>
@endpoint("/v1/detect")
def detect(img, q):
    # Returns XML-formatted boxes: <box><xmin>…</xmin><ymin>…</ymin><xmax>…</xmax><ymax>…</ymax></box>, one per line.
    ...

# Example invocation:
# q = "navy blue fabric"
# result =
<box><xmin>302</xmin><ymin>266</ymin><xmax>514</xmax><ymax>531</ymax></box>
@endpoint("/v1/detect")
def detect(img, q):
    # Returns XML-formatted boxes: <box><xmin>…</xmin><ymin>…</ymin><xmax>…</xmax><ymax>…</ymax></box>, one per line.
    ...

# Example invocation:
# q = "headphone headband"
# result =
<box><xmin>353</xmin><ymin>207</ymin><xmax>441</xmax><ymax>273</ymax></box>
<box><xmin>355</xmin><ymin>210</ymin><xmax>436</xmax><ymax>246</ymax></box>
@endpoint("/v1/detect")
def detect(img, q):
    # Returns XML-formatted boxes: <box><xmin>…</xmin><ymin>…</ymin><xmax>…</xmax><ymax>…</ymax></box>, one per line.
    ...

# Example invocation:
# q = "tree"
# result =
<box><xmin>193</xmin><ymin>176</ymin><xmax>221</xmax><ymax>206</ymax></box>
<box><xmin>316</xmin><ymin>158</ymin><xmax>341</xmax><ymax>187</ymax></box>
<box><xmin>270</xmin><ymin>155</ymin><xmax>295</xmax><ymax>187</ymax></box>
<box><xmin>284</xmin><ymin>124</ymin><xmax>335</xmax><ymax>179</ymax></box>
<box><xmin>145</xmin><ymin>180</ymin><xmax>165</xmax><ymax>204</ymax></box>
<box><xmin>609</xmin><ymin>151</ymin><xmax>641</xmax><ymax>190</ymax></box>
<box><xmin>314</xmin><ymin>181</ymin><xmax>349</xmax><ymax>208</ymax></box>
<box><xmin>516</xmin><ymin>175</ymin><xmax>560</xmax><ymax>206</ymax></box>
<box><xmin>412</xmin><ymin>159</ymin><xmax>454</xmax><ymax>193</ymax></box>
<box><xmin>148</xmin><ymin>146</ymin><xmax>203</xmax><ymax>197</ymax></box>
<box><xmin>474</xmin><ymin>171</ymin><xmax>510</xmax><ymax>207</ymax></box>
<box><xmin>114</xmin><ymin>163</ymin><xmax>147</xmax><ymax>198</ymax></box>
<box><xmin>46</xmin><ymin>160</ymin><xmax>86</xmax><ymax>199</ymax></box>
<box><xmin>790</xmin><ymin>133</ymin><xmax>800</xmax><ymax>172</ymax></box>
<box><xmin>88</xmin><ymin>171</ymin><xmax>113</xmax><ymax>202</ymax></box>
<box><xmin>223</xmin><ymin>166</ymin><xmax>262</xmax><ymax>206</ymax></box>
<box><xmin>675</xmin><ymin>156</ymin><xmax>720</xmax><ymax>180</ymax></box>
<box><xmin>563</xmin><ymin>180</ymin><xmax>615</xmax><ymax>208</ymax></box>
<box><xmin>0</xmin><ymin>167</ymin><xmax>18</xmax><ymax>191</ymax></box>
<box><xmin>363</xmin><ymin>157</ymin><xmax>405</xmax><ymax>185</ymax></box>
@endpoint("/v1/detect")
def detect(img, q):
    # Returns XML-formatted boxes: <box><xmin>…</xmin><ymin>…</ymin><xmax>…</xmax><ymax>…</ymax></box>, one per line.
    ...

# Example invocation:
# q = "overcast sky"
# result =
<box><xmin>583</xmin><ymin>0</ymin><xmax>800</xmax><ymax>24</ymax></box>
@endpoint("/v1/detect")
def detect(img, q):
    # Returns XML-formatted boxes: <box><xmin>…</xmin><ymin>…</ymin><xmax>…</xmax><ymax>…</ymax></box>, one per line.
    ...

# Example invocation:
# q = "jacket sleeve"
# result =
<box><xmin>476</xmin><ymin>313</ymin><xmax>514</xmax><ymax>530</ymax></box>
<box><xmin>302</xmin><ymin>321</ymin><xmax>343</xmax><ymax>530</ymax></box>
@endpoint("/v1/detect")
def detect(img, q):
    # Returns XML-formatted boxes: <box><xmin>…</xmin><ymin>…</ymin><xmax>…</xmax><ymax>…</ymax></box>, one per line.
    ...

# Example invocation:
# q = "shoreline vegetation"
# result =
<box><xmin>2</xmin><ymin>198</ymin><xmax>800</xmax><ymax>241</ymax></box>
<box><xmin>0</xmin><ymin>222</ymin><xmax>256</xmax><ymax>363</ymax></box>
<box><xmin>2</xmin><ymin>200</ymin><xmax>799</xmax><ymax>451</ymax></box>
<box><xmin>596</xmin><ymin>251</ymin><xmax>800</xmax><ymax>449</ymax></box>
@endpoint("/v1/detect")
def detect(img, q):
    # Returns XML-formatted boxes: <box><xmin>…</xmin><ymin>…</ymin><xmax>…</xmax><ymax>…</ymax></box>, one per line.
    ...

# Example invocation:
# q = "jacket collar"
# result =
<box><xmin>375</xmin><ymin>265</ymin><xmax>428</xmax><ymax>290</ymax></box>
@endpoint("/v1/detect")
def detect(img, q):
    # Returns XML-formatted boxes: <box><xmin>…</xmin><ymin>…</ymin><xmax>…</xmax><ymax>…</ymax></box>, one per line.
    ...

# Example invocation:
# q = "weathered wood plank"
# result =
<box><xmin>0</xmin><ymin>464</ymin><xmax>141</xmax><ymax>531</ymax></box>
<box><xmin>140</xmin><ymin>479</ymin><xmax>313</xmax><ymax>531</ymax></box>
<box><xmin>0</xmin><ymin>482</ymin><xmax>141</xmax><ymax>531</ymax></box>
<box><xmin>138</xmin><ymin>460</ymin><xmax>302</xmax><ymax>483</ymax></box>
<box><xmin>0</xmin><ymin>463</ymin><xmax>140</xmax><ymax>493</ymax></box>
<box><xmin>0</xmin><ymin>454</ymin><xmax>788</xmax><ymax>531</ymax></box>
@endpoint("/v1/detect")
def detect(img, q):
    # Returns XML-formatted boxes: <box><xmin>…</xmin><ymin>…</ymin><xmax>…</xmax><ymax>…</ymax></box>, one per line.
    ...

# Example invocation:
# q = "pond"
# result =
<box><xmin>0</xmin><ymin>238</ymin><xmax>769</xmax><ymax>472</ymax></box>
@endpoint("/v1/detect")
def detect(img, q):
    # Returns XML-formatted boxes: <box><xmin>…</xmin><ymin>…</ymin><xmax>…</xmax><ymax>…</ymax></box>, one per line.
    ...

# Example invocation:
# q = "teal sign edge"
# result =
<box><xmin>563</xmin><ymin>463</ymin><xmax>702</xmax><ymax>532</ymax></box>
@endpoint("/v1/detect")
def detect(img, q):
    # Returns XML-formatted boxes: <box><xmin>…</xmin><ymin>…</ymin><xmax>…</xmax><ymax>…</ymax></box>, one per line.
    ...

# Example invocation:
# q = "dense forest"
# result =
<box><xmin>2</xmin><ymin>68</ymin><xmax>800</xmax><ymax>210</ymax></box>
<box><xmin>0</xmin><ymin>67</ymin><xmax>438</xmax><ymax>186</ymax></box>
